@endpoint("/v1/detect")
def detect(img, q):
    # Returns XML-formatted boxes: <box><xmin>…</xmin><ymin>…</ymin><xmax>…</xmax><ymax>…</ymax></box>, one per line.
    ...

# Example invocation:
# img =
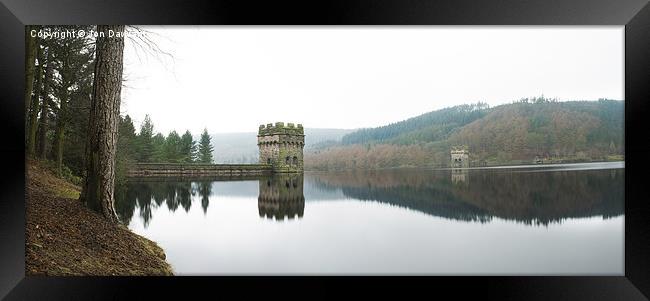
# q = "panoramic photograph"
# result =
<box><xmin>24</xmin><ymin>26</ymin><xmax>624</xmax><ymax>275</ymax></box>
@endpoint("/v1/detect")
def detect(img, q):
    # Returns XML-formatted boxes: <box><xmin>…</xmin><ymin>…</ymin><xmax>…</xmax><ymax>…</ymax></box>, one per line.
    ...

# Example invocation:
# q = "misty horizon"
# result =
<box><xmin>120</xmin><ymin>26</ymin><xmax>623</xmax><ymax>135</ymax></box>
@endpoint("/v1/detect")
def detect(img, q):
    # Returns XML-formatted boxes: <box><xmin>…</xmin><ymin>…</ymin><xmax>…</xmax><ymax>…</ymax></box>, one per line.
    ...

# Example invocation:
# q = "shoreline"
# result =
<box><xmin>434</xmin><ymin>160</ymin><xmax>625</xmax><ymax>171</ymax></box>
<box><xmin>304</xmin><ymin>160</ymin><xmax>625</xmax><ymax>173</ymax></box>
<box><xmin>25</xmin><ymin>159</ymin><xmax>173</xmax><ymax>276</ymax></box>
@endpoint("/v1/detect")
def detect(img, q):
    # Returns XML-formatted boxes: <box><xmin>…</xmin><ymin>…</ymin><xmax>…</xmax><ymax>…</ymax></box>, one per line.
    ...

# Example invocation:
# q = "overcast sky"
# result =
<box><xmin>120</xmin><ymin>26</ymin><xmax>623</xmax><ymax>135</ymax></box>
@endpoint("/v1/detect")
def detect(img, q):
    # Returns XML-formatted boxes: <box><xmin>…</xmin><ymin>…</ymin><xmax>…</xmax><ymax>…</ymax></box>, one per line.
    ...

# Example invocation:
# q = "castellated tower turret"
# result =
<box><xmin>257</xmin><ymin>122</ymin><xmax>305</xmax><ymax>173</ymax></box>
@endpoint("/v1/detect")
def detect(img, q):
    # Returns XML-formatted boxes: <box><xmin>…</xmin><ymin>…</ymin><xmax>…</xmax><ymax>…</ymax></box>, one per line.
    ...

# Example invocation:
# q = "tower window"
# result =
<box><xmin>286</xmin><ymin>156</ymin><xmax>290</xmax><ymax>164</ymax></box>
<box><xmin>267</xmin><ymin>158</ymin><xmax>271</xmax><ymax>164</ymax></box>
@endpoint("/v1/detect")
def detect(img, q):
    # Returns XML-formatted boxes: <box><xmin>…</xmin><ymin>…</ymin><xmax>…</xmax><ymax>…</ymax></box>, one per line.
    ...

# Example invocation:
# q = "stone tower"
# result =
<box><xmin>450</xmin><ymin>146</ymin><xmax>469</xmax><ymax>168</ymax></box>
<box><xmin>258</xmin><ymin>122</ymin><xmax>305</xmax><ymax>173</ymax></box>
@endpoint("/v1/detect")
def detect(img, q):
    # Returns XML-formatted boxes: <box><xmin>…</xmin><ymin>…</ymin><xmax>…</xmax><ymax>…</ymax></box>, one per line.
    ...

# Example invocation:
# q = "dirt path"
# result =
<box><xmin>25</xmin><ymin>160</ymin><xmax>173</xmax><ymax>276</ymax></box>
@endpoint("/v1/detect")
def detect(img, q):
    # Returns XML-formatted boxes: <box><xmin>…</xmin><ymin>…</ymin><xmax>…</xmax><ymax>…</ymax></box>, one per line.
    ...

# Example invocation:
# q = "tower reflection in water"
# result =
<box><xmin>451</xmin><ymin>168</ymin><xmax>468</xmax><ymax>184</ymax></box>
<box><xmin>258</xmin><ymin>174</ymin><xmax>305</xmax><ymax>221</ymax></box>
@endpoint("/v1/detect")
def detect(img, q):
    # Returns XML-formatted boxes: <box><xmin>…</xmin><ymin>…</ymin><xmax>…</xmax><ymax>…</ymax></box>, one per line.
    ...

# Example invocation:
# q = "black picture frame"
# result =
<box><xmin>1</xmin><ymin>0</ymin><xmax>649</xmax><ymax>299</ymax></box>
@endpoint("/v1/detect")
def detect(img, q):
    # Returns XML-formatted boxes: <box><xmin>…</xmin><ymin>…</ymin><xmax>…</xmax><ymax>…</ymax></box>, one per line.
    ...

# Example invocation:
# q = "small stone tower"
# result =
<box><xmin>258</xmin><ymin>122</ymin><xmax>305</xmax><ymax>173</ymax></box>
<box><xmin>450</xmin><ymin>146</ymin><xmax>469</xmax><ymax>168</ymax></box>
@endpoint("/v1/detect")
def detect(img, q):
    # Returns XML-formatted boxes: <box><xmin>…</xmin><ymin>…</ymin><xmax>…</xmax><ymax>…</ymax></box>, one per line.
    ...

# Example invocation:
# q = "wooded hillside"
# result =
<box><xmin>305</xmin><ymin>98</ymin><xmax>623</xmax><ymax>170</ymax></box>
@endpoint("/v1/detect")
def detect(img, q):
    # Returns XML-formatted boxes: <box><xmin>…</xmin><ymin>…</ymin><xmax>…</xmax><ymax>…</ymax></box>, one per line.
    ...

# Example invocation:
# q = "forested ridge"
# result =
<box><xmin>342</xmin><ymin>102</ymin><xmax>491</xmax><ymax>145</ymax></box>
<box><xmin>305</xmin><ymin>97</ymin><xmax>623</xmax><ymax>170</ymax></box>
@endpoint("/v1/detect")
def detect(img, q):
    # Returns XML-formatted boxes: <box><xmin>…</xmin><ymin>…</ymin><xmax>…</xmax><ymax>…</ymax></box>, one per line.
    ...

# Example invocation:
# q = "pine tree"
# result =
<box><xmin>116</xmin><ymin>115</ymin><xmax>136</xmax><ymax>181</ymax></box>
<box><xmin>180</xmin><ymin>130</ymin><xmax>196</xmax><ymax>163</ymax></box>
<box><xmin>197</xmin><ymin>128</ymin><xmax>214</xmax><ymax>163</ymax></box>
<box><xmin>137</xmin><ymin>114</ymin><xmax>154</xmax><ymax>162</ymax></box>
<box><xmin>27</xmin><ymin>42</ymin><xmax>44</xmax><ymax>157</ymax></box>
<box><xmin>164</xmin><ymin>130</ymin><xmax>182</xmax><ymax>163</ymax></box>
<box><xmin>24</xmin><ymin>25</ymin><xmax>38</xmax><ymax>141</ymax></box>
<box><xmin>80</xmin><ymin>25</ymin><xmax>125</xmax><ymax>223</ymax></box>
<box><xmin>151</xmin><ymin>133</ymin><xmax>166</xmax><ymax>162</ymax></box>
<box><xmin>37</xmin><ymin>44</ymin><xmax>53</xmax><ymax>160</ymax></box>
<box><xmin>52</xmin><ymin>25</ymin><xmax>94</xmax><ymax>176</ymax></box>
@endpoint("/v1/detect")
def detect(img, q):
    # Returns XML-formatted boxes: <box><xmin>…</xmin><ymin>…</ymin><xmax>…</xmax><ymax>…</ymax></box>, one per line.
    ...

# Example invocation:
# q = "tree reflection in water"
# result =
<box><xmin>309</xmin><ymin>167</ymin><xmax>624</xmax><ymax>226</ymax></box>
<box><xmin>115</xmin><ymin>180</ymin><xmax>202</xmax><ymax>227</ymax></box>
<box><xmin>114</xmin><ymin>165</ymin><xmax>623</xmax><ymax>228</ymax></box>
<box><xmin>197</xmin><ymin>181</ymin><xmax>212</xmax><ymax>214</ymax></box>
<box><xmin>115</xmin><ymin>174</ymin><xmax>306</xmax><ymax>227</ymax></box>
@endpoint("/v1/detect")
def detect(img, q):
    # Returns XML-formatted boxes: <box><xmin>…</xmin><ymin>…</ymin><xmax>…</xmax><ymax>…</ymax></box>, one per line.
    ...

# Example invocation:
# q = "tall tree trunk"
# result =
<box><xmin>37</xmin><ymin>46</ymin><xmax>53</xmax><ymax>160</ymax></box>
<box><xmin>54</xmin><ymin>56</ymin><xmax>70</xmax><ymax>176</ymax></box>
<box><xmin>24</xmin><ymin>25</ymin><xmax>38</xmax><ymax>143</ymax></box>
<box><xmin>27</xmin><ymin>44</ymin><xmax>43</xmax><ymax>157</ymax></box>
<box><xmin>53</xmin><ymin>124</ymin><xmax>66</xmax><ymax>175</ymax></box>
<box><xmin>80</xmin><ymin>25</ymin><xmax>125</xmax><ymax>223</ymax></box>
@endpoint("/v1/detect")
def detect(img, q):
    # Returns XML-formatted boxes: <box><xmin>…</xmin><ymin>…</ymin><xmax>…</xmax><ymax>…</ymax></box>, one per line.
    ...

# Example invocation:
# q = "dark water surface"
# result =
<box><xmin>115</xmin><ymin>162</ymin><xmax>624</xmax><ymax>275</ymax></box>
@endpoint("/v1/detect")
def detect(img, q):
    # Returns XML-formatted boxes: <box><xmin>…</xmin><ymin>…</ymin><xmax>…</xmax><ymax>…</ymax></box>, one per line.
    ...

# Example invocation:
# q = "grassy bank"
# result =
<box><xmin>25</xmin><ymin>159</ymin><xmax>173</xmax><ymax>276</ymax></box>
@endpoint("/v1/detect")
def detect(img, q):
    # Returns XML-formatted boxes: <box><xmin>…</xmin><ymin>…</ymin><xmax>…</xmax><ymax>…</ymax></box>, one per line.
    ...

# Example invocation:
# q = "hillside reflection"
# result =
<box><xmin>308</xmin><ymin>168</ymin><xmax>623</xmax><ymax>225</ymax></box>
<box><xmin>115</xmin><ymin>166</ymin><xmax>623</xmax><ymax>227</ymax></box>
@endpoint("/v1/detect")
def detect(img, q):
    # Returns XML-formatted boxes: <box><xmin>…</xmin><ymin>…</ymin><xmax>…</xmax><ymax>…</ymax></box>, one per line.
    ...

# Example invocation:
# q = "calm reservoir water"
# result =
<box><xmin>114</xmin><ymin>162</ymin><xmax>624</xmax><ymax>275</ymax></box>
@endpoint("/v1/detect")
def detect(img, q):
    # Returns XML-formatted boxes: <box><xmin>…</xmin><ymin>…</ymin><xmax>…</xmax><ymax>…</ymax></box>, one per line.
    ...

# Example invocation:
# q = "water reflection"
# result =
<box><xmin>258</xmin><ymin>174</ymin><xmax>305</xmax><ymax>221</ymax></box>
<box><xmin>115</xmin><ymin>181</ymin><xmax>197</xmax><ymax>227</ymax></box>
<box><xmin>197</xmin><ymin>181</ymin><xmax>212</xmax><ymax>214</ymax></box>
<box><xmin>113</xmin><ymin>163</ymin><xmax>624</xmax><ymax>274</ymax></box>
<box><xmin>115</xmin><ymin>164</ymin><xmax>623</xmax><ymax>228</ymax></box>
<box><xmin>451</xmin><ymin>168</ymin><xmax>467</xmax><ymax>184</ymax></box>
<box><xmin>116</xmin><ymin>174</ymin><xmax>306</xmax><ymax>227</ymax></box>
<box><xmin>310</xmin><ymin>167</ymin><xmax>623</xmax><ymax>225</ymax></box>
